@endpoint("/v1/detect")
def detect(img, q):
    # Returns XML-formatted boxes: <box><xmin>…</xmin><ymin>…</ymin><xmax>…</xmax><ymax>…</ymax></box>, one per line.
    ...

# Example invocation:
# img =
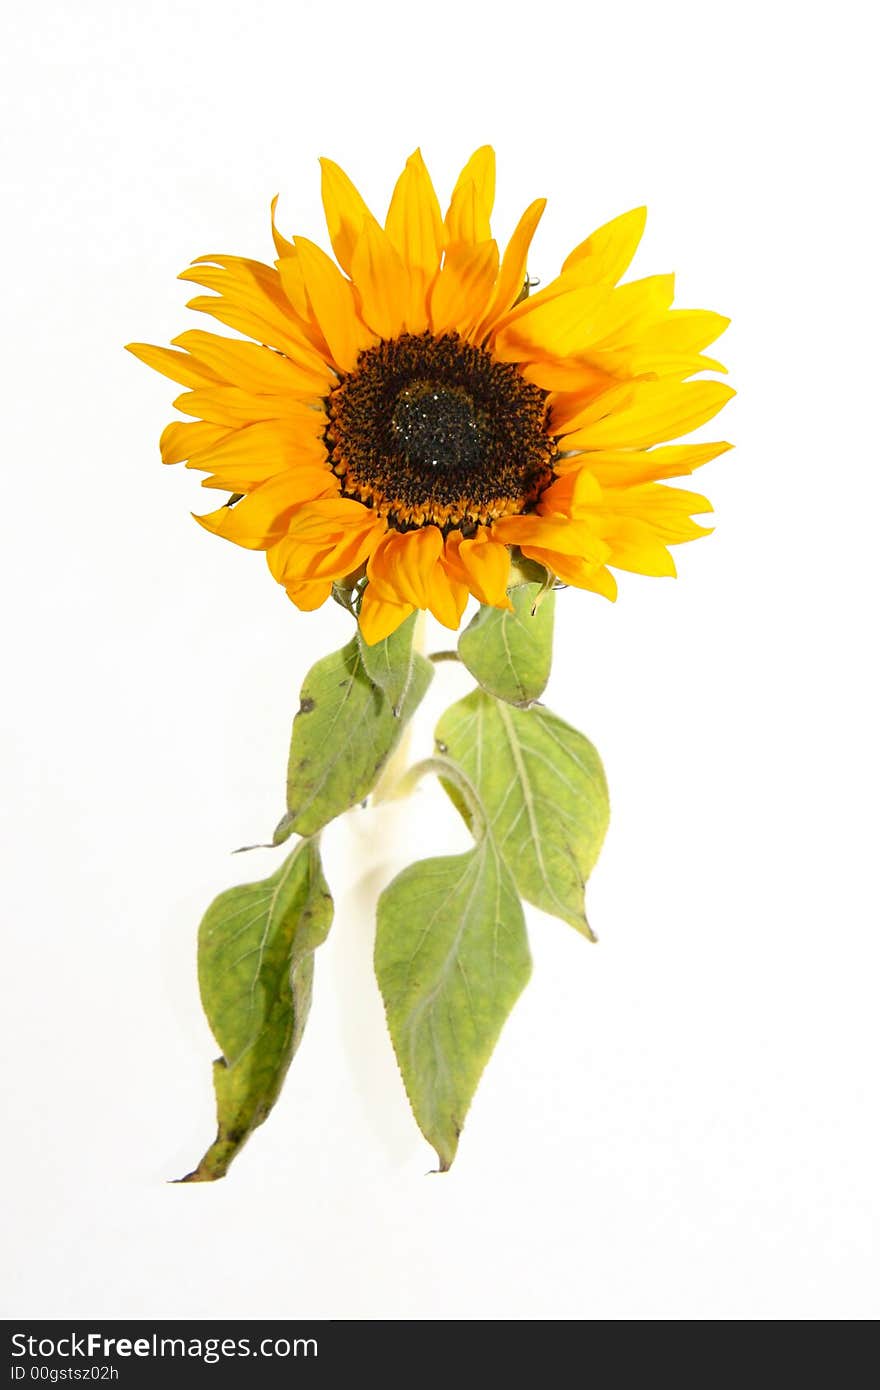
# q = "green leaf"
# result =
<box><xmin>276</xmin><ymin>636</ymin><xmax>433</xmax><ymax>840</ymax></box>
<box><xmin>181</xmin><ymin>838</ymin><xmax>333</xmax><ymax>1182</ymax></box>
<box><xmin>357</xmin><ymin>611</ymin><xmax>417</xmax><ymax>715</ymax></box>
<box><xmin>375</xmin><ymin>841</ymin><xmax>531</xmax><ymax>1171</ymax></box>
<box><xmin>457</xmin><ymin>582</ymin><xmax>555</xmax><ymax>706</ymax></box>
<box><xmin>435</xmin><ymin>690</ymin><xmax>609</xmax><ymax>940</ymax></box>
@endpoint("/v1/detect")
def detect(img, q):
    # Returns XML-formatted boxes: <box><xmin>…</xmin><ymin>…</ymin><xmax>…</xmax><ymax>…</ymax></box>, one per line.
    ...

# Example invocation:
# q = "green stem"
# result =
<box><xmin>394</xmin><ymin>755</ymin><xmax>487</xmax><ymax>842</ymax></box>
<box><xmin>428</xmin><ymin>650</ymin><xmax>460</xmax><ymax>664</ymax></box>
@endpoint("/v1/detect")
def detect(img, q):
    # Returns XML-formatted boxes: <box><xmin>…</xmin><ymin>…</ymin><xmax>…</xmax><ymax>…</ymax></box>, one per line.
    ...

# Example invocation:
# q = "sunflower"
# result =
<box><xmin>128</xmin><ymin>148</ymin><xmax>733</xmax><ymax>644</ymax></box>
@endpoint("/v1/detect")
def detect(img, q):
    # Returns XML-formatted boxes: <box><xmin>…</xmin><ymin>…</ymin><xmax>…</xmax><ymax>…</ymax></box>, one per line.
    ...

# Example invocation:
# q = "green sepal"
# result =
<box><xmin>457</xmin><ymin>582</ymin><xmax>555</xmax><ymax>706</ymax></box>
<box><xmin>181</xmin><ymin>837</ymin><xmax>333</xmax><ymax>1182</ymax></box>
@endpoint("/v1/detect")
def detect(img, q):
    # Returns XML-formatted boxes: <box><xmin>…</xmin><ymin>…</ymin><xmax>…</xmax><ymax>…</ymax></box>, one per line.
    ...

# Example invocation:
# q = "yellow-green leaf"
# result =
<box><xmin>436</xmin><ymin>691</ymin><xmax>608</xmax><ymax>939</ymax></box>
<box><xmin>277</xmin><ymin>636</ymin><xmax>433</xmax><ymax>840</ymax></box>
<box><xmin>375</xmin><ymin>841</ymin><xmax>531</xmax><ymax>1171</ymax></box>
<box><xmin>357</xmin><ymin>610</ymin><xmax>418</xmax><ymax>716</ymax></box>
<box><xmin>457</xmin><ymin>582</ymin><xmax>555</xmax><ymax>706</ymax></box>
<box><xmin>181</xmin><ymin>838</ymin><xmax>333</xmax><ymax>1182</ymax></box>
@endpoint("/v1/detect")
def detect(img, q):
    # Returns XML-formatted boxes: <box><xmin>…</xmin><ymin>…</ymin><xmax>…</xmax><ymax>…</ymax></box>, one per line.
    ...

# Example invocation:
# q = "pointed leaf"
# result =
<box><xmin>277</xmin><ymin>637</ymin><xmax>433</xmax><ymax>839</ymax></box>
<box><xmin>435</xmin><ymin>691</ymin><xmax>608</xmax><ymax>939</ymax></box>
<box><xmin>458</xmin><ymin>582</ymin><xmax>555</xmax><ymax>706</ymax></box>
<box><xmin>182</xmin><ymin>838</ymin><xmax>333</xmax><ymax>1181</ymax></box>
<box><xmin>357</xmin><ymin>610</ymin><xmax>417</xmax><ymax>715</ymax></box>
<box><xmin>376</xmin><ymin>843</ymin><xmax>531</xmax><ymax>1170</ymax></box>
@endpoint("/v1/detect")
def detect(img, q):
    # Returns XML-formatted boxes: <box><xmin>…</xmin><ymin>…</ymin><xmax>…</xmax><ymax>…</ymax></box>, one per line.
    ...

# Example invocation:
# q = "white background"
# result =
<box><xmin>2</xmin><ymin>0</ymin><xmax>878</xmax><ymax>1322</ymax></box>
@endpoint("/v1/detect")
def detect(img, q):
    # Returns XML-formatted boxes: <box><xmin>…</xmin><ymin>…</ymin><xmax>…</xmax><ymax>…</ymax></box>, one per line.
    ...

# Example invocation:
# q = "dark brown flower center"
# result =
<box><xmin>325</xmin><ymin>332</ymin><xmax>555</xmax><ymax>532</ymax></box>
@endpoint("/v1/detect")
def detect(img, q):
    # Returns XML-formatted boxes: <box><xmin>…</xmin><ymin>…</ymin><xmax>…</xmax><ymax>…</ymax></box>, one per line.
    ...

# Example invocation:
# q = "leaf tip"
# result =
<box><xmin>172</xmin><ymin>1161</ymin><xmax>226</xmax><ymax>1184</ymax></box>
<box><xmin>272</xmin><ymin>811</ymin><xmax>297</xmax><ymax>846</ymax></box>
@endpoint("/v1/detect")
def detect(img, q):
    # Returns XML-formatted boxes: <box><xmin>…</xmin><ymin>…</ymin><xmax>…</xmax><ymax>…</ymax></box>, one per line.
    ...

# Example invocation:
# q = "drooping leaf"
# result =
<box><xmin>457</xmin><ymin>582</ymin><xmax>555</xmax><ymax>706</ymax></box>
<box><xmin>435</xmin><ymin>690</ymin><xmax>608</xmax><ymax>939</ymax></box>
<box><xmin>357</xmin><ymin>610</ymin><xmax>418</xmax><ymax>715</ymax></box>
<box><xmin>181</xmin><ymin>838</ymin><xmax>333</xmax><ymax>1182</ymax></box>
<box><xmin>375</xmin><ymin>842</ymin><xmax>531</xmax><ymax>1171</ymax></box>
<box><xmin>276</xmin><ymin>637</ymin><xmax>433</xmax><ymax>841</ymax></box>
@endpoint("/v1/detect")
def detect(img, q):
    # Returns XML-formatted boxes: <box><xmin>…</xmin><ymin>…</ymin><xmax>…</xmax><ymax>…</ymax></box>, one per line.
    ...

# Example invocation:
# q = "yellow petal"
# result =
<box><xmin>367</xmin><ymin>526</ymin><xmax>443</xmax><ymax>608</ymax></box>
<box><xmin>213</xmin><ymin>460</ymin><xmax>332</xmax><ymax>502</ymax></box>
<box><xmin>493</xmin><ymin>282</ymin><xmax>612</xmax><ymax>361</ymax></box>
<box><xmin>194</xmin><ymin>474</ymin><xmax>319</xmax><ymax>550</ymax></box>
<box><xmin>561</xmin><ymin>206</ymin><xmax>647</xmax><ymax>286</ymax></box>
<box><xmin>320</xmin><ymin>158</ymin><xmax>376</xmax><ymax>274</ymax></box>
<box><xmin>447</xmin><ymin>146</ymin><xmax>496</xmax><ymax>242</ymax></box>
<box><xmin>602</xmin><ymin>519</ymin><xmax>678</xmax><ymax>576</ymax></box>
<box><xmin>492</xmin><ymin>514</ymin><xmax>609</xmax><ymax>564</ymax></box>
<box><xmin>182</xmin><ymin>256</ymin><xmax>308</xmax><ymax>336</ymax></box>
<box><xmin>638</xmin><ymin>308</ymin><xmax>730</xmax><ymax>353</ymax></box>
<box><xmin>358</xmin><ymin>585</ymin><xmax>415</xmax><ymax>645</ymax></box>
<box><xmin>577</xmin><ymin>274</ymin><xmax>677</xmax><ymax>350</ymax></box>
<box><xmin>270</xmin><ymin>195</ymin><xmax>296</xmax><ymax>258</ymax></box>
<box><xmin>600</xmin><ymin>482</ymin><xmax>714</xmax><ymax>542</ymax></box>
<box><xmin>519</xmin><ymin>546</ymin><xmax>618</xmax><ymax>599</ymax></box>
<box><xmin>564</xmin><ymin>380</ymin><xmax>735</xmax><ymax>451</ymax></box>
<box><xmin>185</xmin><ymin>254</ymin><xmax>289</xmax><ymax>306</ymax></box>
<box><xmin>190</xmin><ymin>417</ymin><xmax>325</xmax><ymax>463</ymax></box>
<box><xmin>568</xmin><ymin>442</ymin><xmax>732</xmax><ymax>486</ymax></box>
<box><xmin>199</xmin><ymin>460</ymin><xmax>330</xmax><ymax>493</ymax></box>
<box><xmin>429</xmin><ymin>240</ymin><xmax>499</xmax><ymax>338</ymax></box>
<box><xmin>350</xmin><ymin>219</ymin><xmax>410</xmax><ymax>340</ymax></box>
<box><xmin>273</xmin><ymin>249</ymin><xmax>336</xmax><ymax>362</ymax></box>
<box><xmin>275</xmin><ymin>247</ymin><xmax>311</xmax><ymax>320</ymax></box>
<box><xmin>498</xmin><ymin>272</ymin><xmax>674</xmax><ymax>366</ymax></box>
<box><xmin>489</xmin><ymin>268</ymin><xmax>581</xmax><ymax>342</ymax></box>
<box><xmin>285</xmin><ymin>497</ymin><xmax>378</xmax><ymax>537</ymax></box>
<box><xmin>521</xmin><ymin>358</ymin><xmax>620</xmax><ymax>394</ymax></box>
<box><xmin>183</xmin><ymin>294</ymin><xmax>323</xmax><ymax>367</ymax></box>
<box><xmin>385</xmin><ymin>149</ymin><xmax>444</xmax><ymax>279</ymax></box>
<box><xmin>125</xmin><ymin>343</ymin><xmax>223</xmax><ymax>390</ymax></box>
<box><xmin>188</xmin><ymin>423</ymin><xmax>330</xmax><ymax>491</ymax></box>
<box><xmin>468</xmin><ymin>146</ymin><xmax>496</xmax><ymax>216</ymax></box>
<box><xmin>455</xmin><ymin>530</ymin><xmax>512</xmax><ymax>608</ymax></box>
<box><xmin>159</xmin><ymin>420</ymin><xmax>231</xmax><ymax>465</ymax></box>
<box><xmin>293</xmin><ymin>236</ymin><xmax>376</xmax><ymax>372</ymax></box>
<box><xmin>475</xmin><ymin>197</ymin><xmax>546</xmax><ymax>339</ymax></box>
<box><xmin>283</xmin><ymin>576</ymin><xmax>332</xmax><ymax>612</ymax></box>
<box><xmin>274</xmin><ymin>500</ymin><xmax>385</xmax><ymax>581</ymax></box>
<box><xmin>181</xmin><ymin>256</ymin><xmax>327</xmax><ymax>365</ymax></box>
<box><xmin>173</xmin><ymin>386</ymin><xmax>326</xmax><ymax>428</ymax></box>
<box><xmin>548</xmin><ymin>380</ymin><xmax>638</xmax><ymax>432</ymax></box>
<box><xmin>290</xmin><ymin>530</ymin><xmax>381</xmax><ymax>582</ymax></box>
<box><xmin>537</xmin><ymin>468</ymin><xmax>602</xmax><ymax>518</ymax></box>
<box><xmin>171</xmin><ymin>329</ymin><xmax>331</xmax><ymax>396</ymax></box>
<box><xmin>621</xmin><ymin>349</ymin><xmax>728</xmax><ymax>379</ymax></box>
<box><xmin>172</xmin><ymin>387</ymin><xmax>259</xmax><ymax>426</ymax></box>
<box><xmin>445</xmin><ymin>181</ymin><xmax>481</xmax><ymax>248</ymax></box>
<box><xmin>426</xmin><ymin>562</ymin><xmax>469</xmax><ymax>629</ymax></box>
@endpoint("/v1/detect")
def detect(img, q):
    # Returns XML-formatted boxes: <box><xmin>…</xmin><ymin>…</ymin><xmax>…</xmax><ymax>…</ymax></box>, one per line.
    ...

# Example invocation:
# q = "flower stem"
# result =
<box><xmin>392</xmin><ymin>755</ymin><xmax>487</xmax><ymax>841</ymax></box>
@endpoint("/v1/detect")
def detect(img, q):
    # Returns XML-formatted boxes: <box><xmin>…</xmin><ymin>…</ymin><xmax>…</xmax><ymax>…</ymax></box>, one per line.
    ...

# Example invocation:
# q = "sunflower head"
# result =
<box><xmin>128</xmin><ymin>147</ymin><xmax>733</xmax><ymax>643</ymax></box>
<box><xmin>326</xmin><ymin>330</ymin><xmax>558</xmax><ymax>532</ymax></box>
